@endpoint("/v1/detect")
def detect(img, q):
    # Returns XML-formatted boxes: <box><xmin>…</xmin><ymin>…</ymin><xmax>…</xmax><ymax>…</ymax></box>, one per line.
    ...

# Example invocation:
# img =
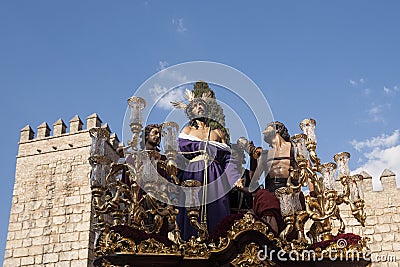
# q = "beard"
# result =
<box><xmin>146</xmin><ymin>138</ymin><xmax>160</xmax><ymax>148</ymax></box>
<box><xmin>192</xmin><ymin>110</ymin><xmax>207</xmax><ymax>118</ymax></box>
<box><xmin>189</xmin><ymin>110</ymin><xmax>208</xmax><ymax>121</ymax></box>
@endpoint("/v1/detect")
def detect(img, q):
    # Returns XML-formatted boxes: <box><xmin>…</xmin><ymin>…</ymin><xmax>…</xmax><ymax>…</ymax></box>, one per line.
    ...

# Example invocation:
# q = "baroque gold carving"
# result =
<box><xmin>231</xmin><ymin>243</ymin><xmax>275</xmax><ymax>267</ymax></box>
<box><xmin>137</xmin><ymin>238</ymin><xmax>179</xmax><ymax>254</ymax></box>
<box><xmin>98</xmin><ymin>258</ymin><xmax>113</xmax><ymax>267</ymax></box>
<box><xmin>210</xmin><ymin>236</ymin><xmax>229</xmax><ymax>251</ymax></box>
<box><xmin>228</xmin><ymin>213</ymin><xmax>269</xmax><ymax>239</ymax></box>
<box><xmin>95</xmin><ymin>228</ymin><xmax>136</xmax><ymax>256</ymax></box>
<box><xmin>90</xmin><ymin>116</ymin><xmax>370</xmax><ymax>266</ymax></box>
<box><xmin>211</xmin><ymin>212</ymin><xmax>278</xmax><ymax>253</ymax></box>
<box><xmin>181</xmin><ymin>236</ymin><xmax>211</xmax><ymax>258</ymax></box>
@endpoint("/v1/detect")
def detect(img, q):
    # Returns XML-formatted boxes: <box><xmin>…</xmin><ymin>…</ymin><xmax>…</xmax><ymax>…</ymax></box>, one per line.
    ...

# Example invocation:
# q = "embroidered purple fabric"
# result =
<box><xmin>176</xmin><ymin>135</ymin><xmax>242</xmax><ymax>240</ymax></box>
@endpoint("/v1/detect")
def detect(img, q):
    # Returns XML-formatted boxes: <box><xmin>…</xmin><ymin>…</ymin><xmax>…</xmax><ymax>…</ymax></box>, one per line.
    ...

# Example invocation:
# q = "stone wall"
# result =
<box><xmin>338</xmin><ymin>171</ymin><xmax>400</xmax><ymax>267</ymax></box>
<box><xmin>3</xmin><ymin>114</ymin><xmax>119</xmax><ymax>267</ymax></box>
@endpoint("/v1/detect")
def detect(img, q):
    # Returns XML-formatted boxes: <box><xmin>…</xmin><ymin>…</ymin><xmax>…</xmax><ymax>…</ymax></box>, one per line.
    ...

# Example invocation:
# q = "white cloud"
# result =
<box><xmin>349</xmin><ymin>78</ymin><xmax>366</xmax><ymax>87</ymax></box>
<box><xmin>148</xmin><ymin>60</ymin><xmax>193</xmax><ymax>110</ymax></box>
<box><xmin>351</xmin><ymin>129</ymin><xmax>400</xmax><ymax>151</ymax></box>
<box><xmin>363</xmin><ymin>88</ymin><xmax>371</xmax><ymax>95</ymax></box>
<box><xmin>158</xmin><ymin>61</ymin><xmax>169</xmax><ymax>71</ymax></box>
<box><xmin>367</xmin><ymin>106</ymin><xmax>384</xmax><ymax>122</ymax></box>
<box><xmin>149</xmin><ymin>84</ymin><xmax>185</xmax><ymax>110</ymax></box>
<box><xmin>352</xmin><ymin>145</ymin><xmax>400</xmax><ymax>189</ymax></box>
<box><xmin>148</xmin><ymin>65</ymin><xmax>188</xmax><ymax>110</ymax></box>
<box><xmin>383</xmin><ymin>86</ymin><xmax>391</xmax><ymax>94</ymax></box>
<box><xmin>368</xmin><ymin>104</ymin><xmax>382</xmax><ymax>114</ymax></box>
<box><xmin>351</xmin><ymin>129</ymin><xmax>400</xmax><ymax>190</ymax></box>
<box><xmin>158</xmin><ymin>68</ymin><xmax>188</xmax><ymax>84</ymax></box>
<box><xmin>365</xmin><ymin>103</ymin><xmax>391</xmax><ymax>122</ymax></box>
<box><xmin>383</xmin><ymin>85</ymin><xmax>400</xmax><ymax>95</ymax></box>
<box><xmin>172</xmin><ymin>18</ymin><xmax>187</xmax><ymax>32</ymax></box>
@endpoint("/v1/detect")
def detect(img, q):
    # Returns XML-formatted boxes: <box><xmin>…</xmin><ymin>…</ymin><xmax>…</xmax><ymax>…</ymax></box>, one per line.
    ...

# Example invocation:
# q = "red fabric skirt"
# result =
<box><xmin>253</xmin><ymin>189</ymin><xmax>285</xmax><ymax>233</ymax></box>
<box><xmin>253</xmin><ymin>188</ymin><xmax>306</xmax><ymax>234</ymax></box>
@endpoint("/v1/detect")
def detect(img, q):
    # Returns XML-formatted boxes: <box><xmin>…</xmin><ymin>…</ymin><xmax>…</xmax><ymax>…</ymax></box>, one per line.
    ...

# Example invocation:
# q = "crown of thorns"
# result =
<box><xmin>170</xmin><ymin>89</ymin><xmax>212</xmax><ymax>111</ymax></box>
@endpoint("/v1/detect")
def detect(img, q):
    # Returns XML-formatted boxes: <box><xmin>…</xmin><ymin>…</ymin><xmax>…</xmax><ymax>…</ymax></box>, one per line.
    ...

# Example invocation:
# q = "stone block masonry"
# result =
<box><xmin>3</xmin><ymin>114</ymin><xmax>120</xmax><ymax>267</ymax></box>
<box><xmin>336</xmin><ymin>171</ymin><xmax>400</xmax><ymax>267</ymax></box>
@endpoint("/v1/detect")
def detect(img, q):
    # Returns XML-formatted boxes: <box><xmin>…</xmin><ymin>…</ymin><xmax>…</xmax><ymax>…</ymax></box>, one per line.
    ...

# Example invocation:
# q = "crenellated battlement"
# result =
<box><xmin>17</xmin><ymin>113</ymin><xmax>120</xmax><ymax>158</ymax></box>
<box><xmin>337</xmin><ymin>169</ymin><xmax>400</xmax><ymax>266</ymax></box>
<box><xmin>356</xmin><ymin>169</ymin><xmax>399</xmax><ymax>192</ymax></box>
<box><xmin>335</xmin><ymin>169</ymin><xmax>398</xmax><ymax>196</ymax></box>
<box><xmin>20</xmin><ymin>113</ymin><xmax>104</xmax><ymax>142</ymax></box>
<box><xmin>379</xmin><ymin>169</ymin><xmax>398</xmax><ymax>191</ymax></box>
<box><xmin>5</xmin><ymin>113</ymin><xmax>121</xmax><ymax>267</ymax></box>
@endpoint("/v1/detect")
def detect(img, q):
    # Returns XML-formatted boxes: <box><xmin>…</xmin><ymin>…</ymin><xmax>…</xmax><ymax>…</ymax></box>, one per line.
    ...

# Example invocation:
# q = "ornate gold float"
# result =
<box><xmin>90</xmin><ymin>96</ymin><xmax>370</xmax><ymax>267</ymax></box>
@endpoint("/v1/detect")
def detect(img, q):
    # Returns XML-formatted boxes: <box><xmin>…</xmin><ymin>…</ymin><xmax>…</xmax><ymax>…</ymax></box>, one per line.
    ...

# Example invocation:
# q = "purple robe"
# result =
<box><xmin>176</xmin><ymin>133</ymin><xmax>241</xmax><ymax>240</ymax></box>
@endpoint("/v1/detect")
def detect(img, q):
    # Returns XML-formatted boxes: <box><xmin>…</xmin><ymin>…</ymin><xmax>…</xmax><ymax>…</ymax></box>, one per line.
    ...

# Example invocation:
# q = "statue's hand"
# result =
<box><xmin>236</xmin><ymin>137</ymin><xmax>262</xmax><ymax>159</ymax></box>
<box><xmin>233</xmin><ymin>177</ymin><xmax>245</xmax><ymax>188</ymax></box>
<box><xmin>237</xmin><ymin>137</ymin><xmax>249</xmax><ymax>150</ymax></box>
<box><xmin>171</xmin><ymin>175</ymin><xmax>180</xmax><ymax>185</ymax></box>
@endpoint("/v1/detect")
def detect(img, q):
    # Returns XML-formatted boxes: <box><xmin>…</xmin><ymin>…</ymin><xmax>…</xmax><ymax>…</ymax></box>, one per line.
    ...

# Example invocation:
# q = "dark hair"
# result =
<box><xmin>140</xmin><ymin>124</ymin><xmax>161</xmax><ymax>149</ymax></box>
<box><xmin>267</xmin><ymin>121</ymin><xmax>290</xmax><ymax>142</ymax></box>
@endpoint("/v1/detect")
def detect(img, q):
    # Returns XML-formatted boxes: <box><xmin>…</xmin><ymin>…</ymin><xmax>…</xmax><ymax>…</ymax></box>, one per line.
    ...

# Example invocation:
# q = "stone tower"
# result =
<box><xmin>3</xmin><ymin>114</ymin><xmax>120</xmax><ymax>267</ymax></box>
<box><xmin>338</xmin><ymin>170</ymin><xmax>400</xmax><ymax>266</ymax></box>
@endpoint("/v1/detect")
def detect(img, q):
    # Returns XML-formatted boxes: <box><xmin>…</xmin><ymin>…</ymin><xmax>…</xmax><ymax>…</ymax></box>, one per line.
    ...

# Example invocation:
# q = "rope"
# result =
<box><xmin>200</xmin><ymin>127</ymin><xmax>212</xmax><ymax>227</ymax></box>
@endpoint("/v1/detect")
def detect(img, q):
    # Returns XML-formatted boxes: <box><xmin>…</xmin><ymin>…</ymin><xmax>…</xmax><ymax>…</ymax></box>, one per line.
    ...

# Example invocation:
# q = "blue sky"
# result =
<box><xmin>1</xmin><ymin>1</ymin><xmax>400</xmax><ymax>262</ymax></box>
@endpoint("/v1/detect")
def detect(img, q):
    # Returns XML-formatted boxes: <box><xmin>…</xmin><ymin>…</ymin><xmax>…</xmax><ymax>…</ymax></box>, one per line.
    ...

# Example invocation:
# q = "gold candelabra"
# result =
<box><xmin>90</xmin><ymin>96</ymin><xmax>183</xmax><ymax>244</ymax></box>
<box><xmin>277</xmin><ymin>118</ymin><xmax>366</xmax><ymax>245</ymax></box>
<box><xmin>90</xmin><ymin>97</ymin><xmax>369</xmax><ymax>265</ymax></box>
